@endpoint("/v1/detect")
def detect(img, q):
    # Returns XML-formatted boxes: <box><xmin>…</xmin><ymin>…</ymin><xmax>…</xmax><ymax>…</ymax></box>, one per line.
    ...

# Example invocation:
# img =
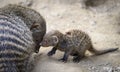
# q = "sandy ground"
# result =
<box><xmin>0</xmin><ymin>0</ymin><xmax>120</xmax><ymax>72</ymax></box>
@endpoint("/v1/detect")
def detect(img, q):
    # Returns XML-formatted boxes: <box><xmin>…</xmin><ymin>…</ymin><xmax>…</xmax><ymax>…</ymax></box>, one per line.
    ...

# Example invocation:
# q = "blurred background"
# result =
<box><xmin>0</xmin><ymin>0</ymin><xmax>120</xmax><ymax>72</ymax></box>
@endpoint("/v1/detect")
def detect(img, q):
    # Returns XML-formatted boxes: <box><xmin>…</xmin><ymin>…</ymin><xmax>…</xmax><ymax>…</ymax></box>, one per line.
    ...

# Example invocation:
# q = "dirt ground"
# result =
<box><xmin>0</xmin><ymin>0</ymin><xmax>120</xmax><ymax>72</ymax></box>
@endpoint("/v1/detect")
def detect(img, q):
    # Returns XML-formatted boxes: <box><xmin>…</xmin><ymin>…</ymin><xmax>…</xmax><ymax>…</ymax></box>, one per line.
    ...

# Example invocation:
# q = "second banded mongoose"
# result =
<box><xmin>0</xmin><ymin>4</ymin><xmax>46</xmax><ymax>71</ymax></box>
<box><xmin>0</xmin><ymin>4</ymin><xmax>46</xmax><ymax>53</ymax></box>
<box><xmin>40</xmin><ymin>29</ymin><xmax>118</xmax><ymax>62</ymax></box>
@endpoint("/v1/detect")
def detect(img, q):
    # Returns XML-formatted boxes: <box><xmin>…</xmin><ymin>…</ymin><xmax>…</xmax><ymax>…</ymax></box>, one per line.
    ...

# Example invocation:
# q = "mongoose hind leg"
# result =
<box><xmin>73</xmin><ymin>47</ymin><xmax>86</xmax><ymax>63</ymax></box>
<box><xmin>73</xmin><ymin>54</ymin><xmax>84</xmax><ymax>63</ymax></box>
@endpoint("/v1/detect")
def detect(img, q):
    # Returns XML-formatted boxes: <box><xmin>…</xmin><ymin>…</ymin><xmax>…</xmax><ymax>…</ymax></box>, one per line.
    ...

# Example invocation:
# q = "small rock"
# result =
<box><xmin>103</xmin><ymin>67</ymin><xmax>113</xmax><ymax>72</ymax></box>
<box><xmin>19</xmin><ymin>0</ymin><xmax>33</xmax><ymax>7</ymax></box>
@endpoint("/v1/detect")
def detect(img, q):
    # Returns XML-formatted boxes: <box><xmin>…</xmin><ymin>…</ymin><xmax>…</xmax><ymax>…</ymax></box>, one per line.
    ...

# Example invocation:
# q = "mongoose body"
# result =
<box><xmin>0</xmin><ymin>4</ymin><xmax>45</xmax><ymax>71</ymax></box>
<box><xmin>40</xmin><ymin>29</ymin><xmax>118</xmax><ymax>62</ymax></box>
<box><xmin>0</xmin><ymin>4</ymin><xmax>46</xmax><ymax>53</ymax></box>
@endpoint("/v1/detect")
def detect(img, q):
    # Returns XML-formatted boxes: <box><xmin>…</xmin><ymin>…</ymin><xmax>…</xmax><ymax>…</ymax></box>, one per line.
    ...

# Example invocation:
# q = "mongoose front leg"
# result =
<box><xmin>47</xmin><ymin>47</ymin><xmax>57</xmax><ymax>56</ymax></box>
<box><xmin>59</xmin><ymin>49</ymin><xmax>72</xmax><ymax>62</ymax></box>
<box><xmin>35</xmin><ymin>43</ymin><xmax>40</xmax><ymax>53</ymax></box>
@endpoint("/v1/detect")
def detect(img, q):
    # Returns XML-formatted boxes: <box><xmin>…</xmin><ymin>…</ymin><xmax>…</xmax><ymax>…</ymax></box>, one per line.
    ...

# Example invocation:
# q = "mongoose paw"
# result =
<box><xmin>47</xmin><ymin>51</ymin><xmax>55</xmax><ymax>56</ymax></box>
<box><xmin>73</xmin><ymin>56</ymin><xmax>80</xmax><ymax>63</ymax></box>
<box><xmin>58</xmin><ymin>58</ymin><xmax>67</xmax><ymax>63</ymax></box>
<box><xmin>35</xmin><ymin>50</ymin><xmax>39</xmax><ymax>53</ymax></box>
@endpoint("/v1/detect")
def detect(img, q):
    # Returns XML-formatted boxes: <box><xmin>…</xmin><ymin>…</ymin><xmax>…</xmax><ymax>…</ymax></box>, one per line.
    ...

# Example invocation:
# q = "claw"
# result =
<box><xmin>58</xmin><ymin>58</ymin><xmax>67</xmax><ymax>63</ymax></box>
<box><xmin>73</xmin><ymin>56</ymin><xmax>80</xmax><ymax>63</ymax></box>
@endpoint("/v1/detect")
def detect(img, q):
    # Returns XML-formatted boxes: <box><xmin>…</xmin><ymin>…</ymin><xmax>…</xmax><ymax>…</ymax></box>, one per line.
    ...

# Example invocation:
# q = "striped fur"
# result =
<box><xmin>0</xmin><ymin>6</ymin><xmax>36</xmax><ymax>72</ymax></box>
<box><xmin>0</xmin><ymin>4</ymin><xmax>46</xmax><ymax>53</ymax></box>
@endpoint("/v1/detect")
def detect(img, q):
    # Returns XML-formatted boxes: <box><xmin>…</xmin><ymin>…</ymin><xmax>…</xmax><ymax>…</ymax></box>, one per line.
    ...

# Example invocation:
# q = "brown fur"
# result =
<box><xmin>40</xmin><ymin>29</ymin><xmax>118</xmax><ymax>62</ymax></box>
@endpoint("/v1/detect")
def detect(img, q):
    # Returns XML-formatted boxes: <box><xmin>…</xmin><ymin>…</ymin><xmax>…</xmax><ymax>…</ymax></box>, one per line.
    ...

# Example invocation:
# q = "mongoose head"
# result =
<box><xmin>0</xmin><ymin>4</ymin><xmax>46</xmax><ymax>35</ymax></box>
<box><xmin>40</xmin><ymin>30</ymin><xmax>62</xmax><ymax>47</ymax></box>
<box><xmin>40</xmin><ymin>36</ymin><xmax>59</xmax><ymax>47</ymax></box>
<box><xmin>0</xmin><ymin>4</ymin><xmax>46</xmax><ymax>31</ymax></box>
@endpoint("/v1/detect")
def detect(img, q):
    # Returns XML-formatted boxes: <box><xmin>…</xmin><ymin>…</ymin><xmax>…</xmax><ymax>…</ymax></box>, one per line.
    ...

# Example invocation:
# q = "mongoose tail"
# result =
<box><xmin>89</xmin><ymin>47</ymin><xmax>119</xmax><ymax>55</ymax></box>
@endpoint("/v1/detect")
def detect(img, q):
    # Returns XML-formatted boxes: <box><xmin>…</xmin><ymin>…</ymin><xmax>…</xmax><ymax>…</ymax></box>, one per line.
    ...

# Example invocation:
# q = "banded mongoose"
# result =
<box><xmin>0</xmin><ymin>4</ymin><xmax>45</xmax><ymax>71</ymax></box>
<box><xmin>0</xmin><ymin>4</ymin><xmax>46</xmax><ymax>53</ymax></box>
<box><xmin>40</xmin><ymin>29</ymin><xmax>118</xmax><ymax>62</ymax></box>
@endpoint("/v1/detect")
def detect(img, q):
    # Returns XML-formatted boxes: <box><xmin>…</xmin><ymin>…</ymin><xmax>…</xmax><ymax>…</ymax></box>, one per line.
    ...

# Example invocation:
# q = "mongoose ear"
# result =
<box><xmin>52</xmin><ymin>36</ymin><xmax>59</xmax><ymax>44</ymax></box>
<box><xmin>30</xmin><ymin>23</ymin><xmax>39</xmax><ymax>30</ymax></box>
<box><xmin>66</xmin><ymin>32</ymin><xmax>71</xmax><ymax>35</ymax></box>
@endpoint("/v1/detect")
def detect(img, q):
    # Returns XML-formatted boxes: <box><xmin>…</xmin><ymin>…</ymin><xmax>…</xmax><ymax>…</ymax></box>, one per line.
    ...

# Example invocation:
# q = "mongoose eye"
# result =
<box><xmin>30</xmin><ymin>23</ymin><xmax>39</xmax><ymax>30</ymax></box>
